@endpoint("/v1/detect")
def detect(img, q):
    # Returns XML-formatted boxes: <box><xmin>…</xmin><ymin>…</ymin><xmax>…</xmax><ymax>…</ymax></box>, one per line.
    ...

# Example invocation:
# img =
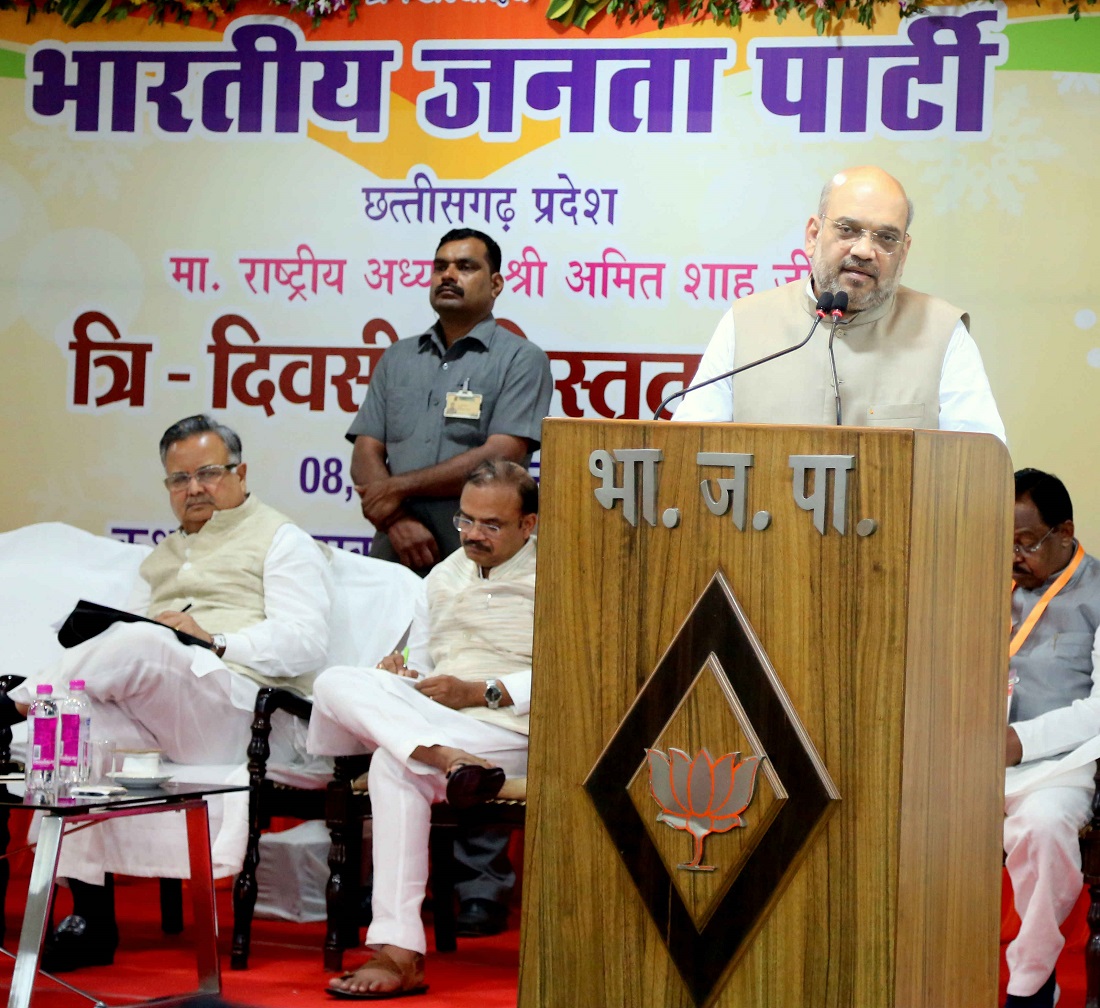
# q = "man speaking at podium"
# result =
<box><xmin>1004</xmin><ymin>469</ymin><xmax>1100</xmax><ymax>1008</ymax></box>
<box><xmin>672</xmin><ymin>165</ymin><xmax>1004</xmax><ymax>439</ymax></box>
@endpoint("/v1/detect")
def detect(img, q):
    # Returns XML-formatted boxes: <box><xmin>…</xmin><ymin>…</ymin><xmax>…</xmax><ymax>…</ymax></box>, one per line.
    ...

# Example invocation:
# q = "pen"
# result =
<box><xmin>180</xmin><ymin>603</ymin><xmax>193</xmax><ymax>613</ymax></box>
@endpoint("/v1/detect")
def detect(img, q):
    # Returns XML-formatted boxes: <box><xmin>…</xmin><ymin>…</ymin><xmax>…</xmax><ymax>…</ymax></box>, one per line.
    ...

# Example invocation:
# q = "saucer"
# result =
<box><xmin>108</xmin><ymin>772</ymin><xmax>171</xmax><ymax>789</ymax></box>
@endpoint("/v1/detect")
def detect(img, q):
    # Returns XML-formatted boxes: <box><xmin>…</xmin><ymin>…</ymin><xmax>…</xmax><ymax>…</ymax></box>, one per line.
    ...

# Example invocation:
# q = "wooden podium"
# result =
<box><xmin>519</xmin><ymin>420</ymin><xmax>1012</xmax><ymax>1008</ymax></box>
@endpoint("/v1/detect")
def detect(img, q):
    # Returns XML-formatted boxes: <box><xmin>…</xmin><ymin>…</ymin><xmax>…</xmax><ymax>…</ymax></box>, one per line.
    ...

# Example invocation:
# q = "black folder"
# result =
<box><xmin>57</xmin><ymin>599</ymin><xmax>213</xmax><ymax>651</ymax></box>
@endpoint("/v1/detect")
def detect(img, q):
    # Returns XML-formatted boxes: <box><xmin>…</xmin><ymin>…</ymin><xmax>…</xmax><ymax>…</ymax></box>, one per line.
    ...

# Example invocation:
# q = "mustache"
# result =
<box><xmin>435</xmin><ymin>282</ymin><xmax>462</xmax><ymax>295</ymax></box>
<box><xmin>185</xmin><ymin>495</ymin><xmax>214</xmax><ymax>507</ymax></box>
<box><xmin>841</xmin><ymin>257</ymin><xmax>878</xmax><ymax>278</ymax></box>
<box><xmin>461</xmin><ymin>538</ymin><xmax>490</xmax><ymax>552</ymax></box>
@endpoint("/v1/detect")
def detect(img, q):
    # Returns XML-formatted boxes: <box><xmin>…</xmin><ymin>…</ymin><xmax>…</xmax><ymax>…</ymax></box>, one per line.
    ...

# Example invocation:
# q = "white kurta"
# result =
<box><xmin>671</xmin><ymin>281</ymin><xmax>1006</xmax><ymax>440</ymax></box>
<box><xmin>11</xmin><ymin>516</ymin><xmax>332</xmax><ymax>884</ymax></box>
<box><xmin>306</xmin><ymin>538</ymin><xmax>536</xmax><ymax>953</ymax></box>
<box><xmin>1002</xmin><ymin>565</ymin><xmax>1100</xmax><ymax>997</ymax></box>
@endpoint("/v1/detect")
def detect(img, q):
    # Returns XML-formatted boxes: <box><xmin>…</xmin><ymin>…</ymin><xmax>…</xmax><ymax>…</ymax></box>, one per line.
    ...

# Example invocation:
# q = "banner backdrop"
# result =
<box><xmin>0</xmin><ymin>0</ymin><xmax>1097</xmax><ymax>546</ymax></box>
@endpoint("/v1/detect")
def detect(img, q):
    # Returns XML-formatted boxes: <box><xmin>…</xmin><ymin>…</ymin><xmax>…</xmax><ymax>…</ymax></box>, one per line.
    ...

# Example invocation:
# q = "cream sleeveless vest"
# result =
<box><xmin>140</xmin><ymin>495</ymin><xmax>313</xmax><ymax>691</ymax></box>
<box><xmin>732</xmin><ymin>281</ymin><xmax>966</xmax><ymax>428</ymax></box>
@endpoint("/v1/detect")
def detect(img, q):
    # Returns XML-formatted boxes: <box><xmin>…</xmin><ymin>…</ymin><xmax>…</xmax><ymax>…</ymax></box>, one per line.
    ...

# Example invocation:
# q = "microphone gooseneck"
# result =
<box><xmin>655</xmin><ymin>291</ymin><xmax>836</xmax><ymax>419</ymax></box>
<box><xmin>827</xmin><ymin>290</ymin><xmax>849</xmax><ymax>425</ymax></box>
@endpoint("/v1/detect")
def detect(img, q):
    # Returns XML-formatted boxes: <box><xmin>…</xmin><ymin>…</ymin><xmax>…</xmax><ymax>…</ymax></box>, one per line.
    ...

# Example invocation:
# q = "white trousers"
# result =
<box><xmin>1004</xmin><ymin>784</ymin><xmax>1093</xmax><ymax>997</ymax></box>
<box><xmin>14</xmin><ymin>621</ymin><xmax>254</xmax><ymax>763</ymax></box>
<box><xmin>12</xmin><ymin>622</ymin><xmax>256</xmax><ymax>883</ymax></box>
<box><xmin>308</xmin><ymin>666</ymin><xmax>528</xmax><ymax>954</ymax></box>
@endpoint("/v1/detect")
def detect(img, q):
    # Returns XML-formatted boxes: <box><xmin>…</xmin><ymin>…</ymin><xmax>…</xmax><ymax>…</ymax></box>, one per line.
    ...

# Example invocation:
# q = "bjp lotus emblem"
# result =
<box><xmin>646</xmin><ymin>747</ymin><xmax>762</xmax><ymax>872</ymax></box>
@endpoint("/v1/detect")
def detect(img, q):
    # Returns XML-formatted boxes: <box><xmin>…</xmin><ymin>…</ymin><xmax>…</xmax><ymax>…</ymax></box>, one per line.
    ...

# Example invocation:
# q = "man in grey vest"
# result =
<box><xmin>1004</xmin><ymin>469</ymin><xmax>1100</xmax><ymax>1008</ymax></box>
<box><xmin>672</xmin><ymin>165</ymin><xmax>1005</xmax><ymax>439</ymax></box>
<box><xmin>11</xmin><ymin>413</ymin><xmax>333</xmax><ymax>972</ymax></box>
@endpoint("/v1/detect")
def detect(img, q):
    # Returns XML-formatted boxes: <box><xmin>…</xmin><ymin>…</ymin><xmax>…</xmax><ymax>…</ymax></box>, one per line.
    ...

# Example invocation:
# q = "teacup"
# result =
<box><xmin>118</xmin><ymin>749</ymin><xmax>161</xmax><ymax>778</ymax></box>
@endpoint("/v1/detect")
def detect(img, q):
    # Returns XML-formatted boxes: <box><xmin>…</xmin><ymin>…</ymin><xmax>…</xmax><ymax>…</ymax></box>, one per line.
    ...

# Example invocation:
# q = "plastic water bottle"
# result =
<box><xmin>59</xmin><ymin>679</ymin><xmax>92</xmax><ymax>786</ymax></box>
<box><xmin>26</xmin><ymin>684</ymin><xmax>59</xmax><ymax>803</ymax></box>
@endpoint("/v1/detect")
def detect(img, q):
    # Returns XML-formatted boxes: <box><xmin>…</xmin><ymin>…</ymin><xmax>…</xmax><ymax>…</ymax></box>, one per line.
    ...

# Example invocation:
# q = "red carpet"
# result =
<box><xmin>0</xmin><ymin>842</ymin><xmax>1090</xmax><ymax>1006</ymax></box>
<box><xmin>1001</xmin><ymin>869</ymin><xmax>1090</xmax><ymax>1008</ymax></box>
<box><xmin>0</xmin><ymin>831</ymin><xmax>520</xmax><ymax>1008</ymax></box>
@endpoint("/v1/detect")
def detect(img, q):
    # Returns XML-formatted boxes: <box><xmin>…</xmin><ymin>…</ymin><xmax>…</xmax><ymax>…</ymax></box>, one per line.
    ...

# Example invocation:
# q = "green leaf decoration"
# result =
<box><xmin>573</xmin><ymin>0</ymin><xmax>610</xmax><ymax>25</ymax></box>
<box><xmin>547</xmin><ymin>0</ymin><xmax>577</xmax><ymax>16</ymax></box>
<box><xmin>0</xmin><ymin>0</ymin><xmax>1091</xmax><ymax>38</ymax></box>
<box><xmin>547</xmin><ymin>0</ymin><xmax>1093</xmax><ymax>35</ymax></box>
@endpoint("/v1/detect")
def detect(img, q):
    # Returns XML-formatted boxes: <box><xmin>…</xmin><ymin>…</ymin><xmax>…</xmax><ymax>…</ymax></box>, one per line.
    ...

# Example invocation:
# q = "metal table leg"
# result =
<box><xmin>8</xmin><ymin>815</ymin><xmax>65</xmax><ymax>1008</ymax></box>
<box><xmin>184</xmin><ymin>802</ymin><xmax>220</xmax><ymax>995</ymax></box>
<box><xmin>3</xmin><ymin>793</ymin><xmax>232</xmax><ymax>1007</ymax></box>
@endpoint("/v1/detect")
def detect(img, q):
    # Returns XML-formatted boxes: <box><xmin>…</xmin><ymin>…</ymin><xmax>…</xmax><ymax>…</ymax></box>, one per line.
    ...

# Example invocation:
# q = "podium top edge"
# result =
<box><xmin>541</xmin><ymin>417</ymin><xmax>1006</xmax><ymax>444</ymax></box>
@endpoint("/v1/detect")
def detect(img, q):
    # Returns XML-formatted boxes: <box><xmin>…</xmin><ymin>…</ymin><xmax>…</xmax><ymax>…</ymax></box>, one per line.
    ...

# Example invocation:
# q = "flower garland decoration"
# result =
<box><xmin>1</xmin><ymin>0</ymin><xmax>1091</xmax><ymax>34</ymax></box>
<box><xmin>280</xmin><ymin>0</ymin><xmax>358</xmax><ymax>27</ymax></box>
<box><xmin>549</xmin><ymin>0</ymin><xmax>1095</xmax><ymax>32</ymax></box>
<box><xmin>0</xmin><ymin>0</ymin><xmax>360</xmax><ymax>28</ymax></box>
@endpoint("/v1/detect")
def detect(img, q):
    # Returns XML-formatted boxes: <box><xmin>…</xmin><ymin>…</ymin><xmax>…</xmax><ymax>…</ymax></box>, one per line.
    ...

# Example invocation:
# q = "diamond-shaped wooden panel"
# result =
<box><xmin>584</xmin><ymin>572</ymin><xmax>841</xmax><ymax>1006</ymax></box>
<box><xmin>626</xmin><ymin>656</ymin><xmax>786</xmax><ymax>928</ymax></box>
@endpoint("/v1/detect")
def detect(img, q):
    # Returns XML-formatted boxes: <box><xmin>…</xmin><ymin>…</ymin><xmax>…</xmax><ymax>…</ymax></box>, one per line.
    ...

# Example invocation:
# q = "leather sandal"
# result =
<box><xmin>445</xmin><ymin>762</ymin><xmax>505</xmax><ymax>810</ymax></box>
<box><xmin>326</xmin><ymin>949</ymin><xmax>427</xmax><ymax>1000</ymax></box>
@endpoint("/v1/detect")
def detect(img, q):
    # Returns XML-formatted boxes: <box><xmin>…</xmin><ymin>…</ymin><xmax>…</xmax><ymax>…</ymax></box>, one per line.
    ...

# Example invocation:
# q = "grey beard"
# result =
<box><xmin>812</xmin><ymin>258</ymin><xmax>898</xmax><ymax>312</ymax></box>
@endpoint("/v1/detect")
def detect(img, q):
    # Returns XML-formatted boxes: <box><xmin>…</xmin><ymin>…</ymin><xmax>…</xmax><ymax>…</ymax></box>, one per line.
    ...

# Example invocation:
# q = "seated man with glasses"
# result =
<box><xmin>1003</xmin><ymin>469</ymin><xmax>1100</xmax><ymax>1008</ymax></box>
<box><xmin>672</xmin><ymin>164</ymin><xmax>1005</xmax><ymax>439</ymax></box>
<box><xmin>307</xmin><ymin>459</ymin><xmax>536</xmax><ymax>999</ymax></box>
<box><xmin>11</xmin><ymin>412</ymin><xmax>332</xmax><ymax>972</ymax></box>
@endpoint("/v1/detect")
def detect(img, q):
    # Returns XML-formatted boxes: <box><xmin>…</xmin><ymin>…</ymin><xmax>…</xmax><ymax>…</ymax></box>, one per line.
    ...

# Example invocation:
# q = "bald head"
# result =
<box><xmin>818</xmin><ymin>166</ymin><xmax>913</xmax><ymax>232</ymax></box>
<box><xmin>805</xmin><ymin>165</ymin><xmax>914</xmax><ymax>312</ymax></box>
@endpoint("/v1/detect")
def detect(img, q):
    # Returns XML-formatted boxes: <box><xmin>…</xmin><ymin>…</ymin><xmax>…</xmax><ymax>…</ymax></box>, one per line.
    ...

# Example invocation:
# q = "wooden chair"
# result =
<box><xmin>323</xmin><ymin>751</ymin><xmax>372</xmax><ymax>969</ymax></box>
<box><xmin>426</xmin><ymin>787</ymin><xmax>527</xmax><ymax>954</ymax></box>
<box><xmin>229</xmin><ymin>686</ymin><xmax>325</xmax><ymax>970</ymax></box>
<box><xmin>232</xmin><ymin>696</ymin><xmax>529</xmax><ymax>971</ymax></box>
<box><xmin>226</xmin><ymin>543</ymin><xmax>428</xmax><ymax>968</ymax></box>
<box><xmin>322</xmin><ymin>754</ymin><xmax>527</xmax><ymax>970</ymax></box>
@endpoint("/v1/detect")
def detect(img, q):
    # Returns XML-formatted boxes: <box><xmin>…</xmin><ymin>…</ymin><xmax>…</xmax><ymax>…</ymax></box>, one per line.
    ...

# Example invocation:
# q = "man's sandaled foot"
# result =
<box><xmin>446</xmin><ymin>761</ymin><xmax>505</xmax><ymax>809</ymax></box>
<box><xmin>327</xmin><ymin>948</ymin><xmax>427</xmax><ymax>1000</ymax></box>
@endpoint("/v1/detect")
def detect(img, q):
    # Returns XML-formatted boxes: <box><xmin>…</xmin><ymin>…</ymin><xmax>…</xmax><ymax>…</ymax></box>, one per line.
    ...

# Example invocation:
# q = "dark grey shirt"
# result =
<box><xmin>346</xmin><ymin>315</ymin><xmax>553</xmax><ymax>564</ymax></box>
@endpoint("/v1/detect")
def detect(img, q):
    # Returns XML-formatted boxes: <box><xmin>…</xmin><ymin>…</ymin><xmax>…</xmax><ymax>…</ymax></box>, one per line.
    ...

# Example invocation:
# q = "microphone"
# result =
<box><xmin>655</xmin><ymin>291</ymin><xmax>836</xmax><ymax>419</ymax></box>
<box><xmin>827</xmin><ymin>290</ymin><xmax>849</xmax><ymax>425</ymax></box>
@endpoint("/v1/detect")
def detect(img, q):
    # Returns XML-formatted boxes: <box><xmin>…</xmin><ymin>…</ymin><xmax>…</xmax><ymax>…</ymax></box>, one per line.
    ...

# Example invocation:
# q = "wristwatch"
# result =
<box><xmin>211</xmin><ymin>633</ymin><xmax>227</xmax><ymax>659</ymax></box>
<box><xmin>484</xmin><ymin>679</ymin><xmax>503</xmax><ymax>710</ymax></box>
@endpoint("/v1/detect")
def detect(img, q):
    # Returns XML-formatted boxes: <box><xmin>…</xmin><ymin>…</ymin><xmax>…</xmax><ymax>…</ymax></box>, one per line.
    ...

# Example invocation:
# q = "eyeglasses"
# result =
<box><xmin>1013</xmin><ymin>526</ymin><xmax>1057</xmax><ymax>556</ymax></box>
<box><xmin>164</xmin><ymin>464</ymin><xmax>239</xmax><ymax>492</ymax></box>
<box><xmin>821</xmin><ymin>216</ymin><xmax>905</xmax><ymax>255</ymax></box>
<box><xmin>452</xmin><ymin>513</ymin><xmax>508</xmax><ymax>536</ymax></box>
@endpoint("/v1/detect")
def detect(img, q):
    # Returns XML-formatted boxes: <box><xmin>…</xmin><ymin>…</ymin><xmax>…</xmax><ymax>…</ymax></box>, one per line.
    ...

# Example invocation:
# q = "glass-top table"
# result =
<box><xmin>0</xmin><ymin>781</ymin><xmax>247</xmax><ymax>1008</ymax></box>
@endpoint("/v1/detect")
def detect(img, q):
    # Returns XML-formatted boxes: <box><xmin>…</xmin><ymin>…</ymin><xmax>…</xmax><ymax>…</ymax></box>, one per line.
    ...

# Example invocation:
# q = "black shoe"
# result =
<box><xmin>1004</xmin><ymin>970</ymin><xmax>1057</xmax><ymax>1008</ymax></box>
<box><xmin>455</xmin><ymin>898</ymin><xmax>508</xmax><ymax>937</ymax></box>
<box><xmin>40</xmin><ymin>914</ymin><xmax>118</xmax><ymax>973</ymax></box>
